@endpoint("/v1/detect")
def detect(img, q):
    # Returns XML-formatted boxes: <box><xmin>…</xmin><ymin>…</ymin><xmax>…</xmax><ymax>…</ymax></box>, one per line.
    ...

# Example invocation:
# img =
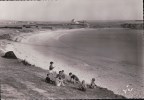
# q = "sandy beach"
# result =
<box><xmin>9</xmin><ymin>28</ymin><xmax>144</xmax><ymax>98</ymax></box>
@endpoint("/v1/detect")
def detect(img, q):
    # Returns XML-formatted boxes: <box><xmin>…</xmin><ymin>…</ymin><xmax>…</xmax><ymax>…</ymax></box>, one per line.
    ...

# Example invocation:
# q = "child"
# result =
<box><xmin>45</xmin><ymin>74</ymin><xmax>51</xmax><ymax>83</ymax></box>
<box><xmin>89</xmin><ymin>78</ymin><xmax>97</xmax><ymax>89</ymax></box>
<box><xmin>79</xmin><ymin>80</ymin><xmax>87</xmax><ymax>91</ymax></box>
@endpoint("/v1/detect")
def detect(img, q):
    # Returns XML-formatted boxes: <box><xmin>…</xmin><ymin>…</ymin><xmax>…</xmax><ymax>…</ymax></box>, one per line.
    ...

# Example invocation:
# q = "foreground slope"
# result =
<box><xmin>0</xmin><ymin>57</ymin><xmax>126</xmax><ymax>99</ymax></box>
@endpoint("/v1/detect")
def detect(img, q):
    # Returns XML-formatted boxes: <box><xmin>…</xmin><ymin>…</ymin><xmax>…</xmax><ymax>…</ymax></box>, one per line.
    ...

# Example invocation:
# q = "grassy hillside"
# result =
<box><xmin>0</xmin><ymin>57</ymin><xmax>126</xmax><ymax>99</ymax></box>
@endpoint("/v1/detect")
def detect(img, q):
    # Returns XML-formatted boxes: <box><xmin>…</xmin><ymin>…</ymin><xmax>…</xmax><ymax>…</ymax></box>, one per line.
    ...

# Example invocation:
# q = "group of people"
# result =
<box><xmin>45</xmin><ymin>61</ymin><xmax>97</xmax><ymax>91</ymax></box>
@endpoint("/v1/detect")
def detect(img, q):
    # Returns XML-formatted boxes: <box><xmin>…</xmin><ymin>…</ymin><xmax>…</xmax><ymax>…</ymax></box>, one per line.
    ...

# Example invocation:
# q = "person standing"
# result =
<box><xmin>48</xmin><ymin>61</ymin><xmax>56</xmax><ymax>82</ymax></box>
<box><xmin>49</xmin><ymin>61</ymin><xmax>54</xmax><ymax>70</ymax></box>
<box><xmin>48</xmin><ymin>61</ymin><xmax>55</xmax><ymax>73</ymax></box>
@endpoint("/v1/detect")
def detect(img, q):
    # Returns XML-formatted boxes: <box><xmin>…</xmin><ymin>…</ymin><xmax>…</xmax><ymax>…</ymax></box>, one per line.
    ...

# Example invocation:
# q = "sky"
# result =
<box><xmin>0</xmin><ymin>0</ymin><xmax>143</xmax><ymax>21</ymax></box>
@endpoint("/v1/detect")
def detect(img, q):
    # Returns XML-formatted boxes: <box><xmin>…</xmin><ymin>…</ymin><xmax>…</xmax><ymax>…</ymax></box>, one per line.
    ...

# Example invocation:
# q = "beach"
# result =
<box><xmin>11</xmin><ymin>28</ymin><xmax>144</xmax><ymax>98</ymax></box>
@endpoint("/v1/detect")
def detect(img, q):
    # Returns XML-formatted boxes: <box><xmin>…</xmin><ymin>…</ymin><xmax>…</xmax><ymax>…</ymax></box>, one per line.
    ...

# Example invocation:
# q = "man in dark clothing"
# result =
<box><xmin>69</xmin><ymin>72</ymin><xmax>80</xmax><ymax>83</ymax></box>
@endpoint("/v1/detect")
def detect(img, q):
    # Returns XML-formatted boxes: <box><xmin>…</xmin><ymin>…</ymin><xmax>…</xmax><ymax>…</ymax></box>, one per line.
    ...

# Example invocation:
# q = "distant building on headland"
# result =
<box><xmin>70</xmin><ymin>19</ymin><xmax>90</xmax><ymax>28</ymax></box>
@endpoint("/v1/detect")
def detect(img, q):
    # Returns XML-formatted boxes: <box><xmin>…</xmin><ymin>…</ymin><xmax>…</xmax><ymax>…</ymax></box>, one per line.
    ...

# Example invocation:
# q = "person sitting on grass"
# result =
<box><xmin>61</xmin><ymin>70</ymin><xmax>65</xmax><ymax>78</ymax></box>
<box><xmin>45</xmin><ymin>73</ymin><xmax>56</xmax><ymax>84</ymax></box>
<box><xmin>61</xmin><ymin>70</ymin><xmax>66</xmax><ymax>83</ymax></box>
<box><xmin>69</xmin><ymin>72</ymin><xmax>80</xmax><ymax>84</ymax></box>
<box><xmin>55</xmin><ymin>71</ymin><xmax>65</xmax><ymax>86</ymax></box>
<box><xmin>45</xmin><ymin>74</ymin><xmax>51</xmax><ymax>83</ymax></box>
<box><xmin>89</xmin><ymin>78</ymin><xmax>97</xmax><ymax>89</ymax></box>
<box><xmin>79</xmin><ymin>80</ymin><xmax>87</xmax><ymax>92</ymax></box>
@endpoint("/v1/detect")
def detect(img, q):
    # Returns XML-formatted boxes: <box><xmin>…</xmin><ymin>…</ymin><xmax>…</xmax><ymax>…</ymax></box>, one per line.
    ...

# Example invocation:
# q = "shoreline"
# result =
<box><xmin>12</xmin><ymin>28</ymin><xmax>86</xmax><ymax>70</ymax></box>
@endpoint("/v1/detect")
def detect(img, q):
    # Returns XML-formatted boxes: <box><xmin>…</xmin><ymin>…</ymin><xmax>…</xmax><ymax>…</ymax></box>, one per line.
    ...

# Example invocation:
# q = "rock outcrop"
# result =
<box><xmin>2</xmin><ymin>51</ymin><xmax>17</xmax><ymax>59</ymax></box>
